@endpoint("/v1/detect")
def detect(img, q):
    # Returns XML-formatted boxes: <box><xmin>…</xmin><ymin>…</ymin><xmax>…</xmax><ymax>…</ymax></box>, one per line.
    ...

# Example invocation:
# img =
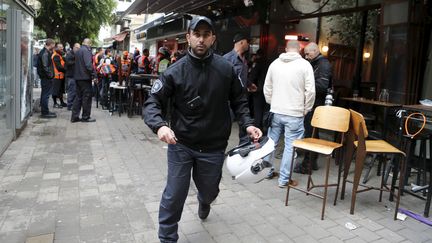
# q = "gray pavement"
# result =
<box><xmin>0</xmin><ymin>103</ymin><xmax>431</xmax><ymax>243</ymax></box>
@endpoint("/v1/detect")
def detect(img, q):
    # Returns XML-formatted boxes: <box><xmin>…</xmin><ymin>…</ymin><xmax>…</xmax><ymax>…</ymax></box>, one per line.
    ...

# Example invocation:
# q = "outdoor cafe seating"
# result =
<box><xmin>285</xmin><ymin>106</ymin><xmax>351</xmax><ymax>220</ymax></box>
<box><xmin>339</xmin><ymin>109</ymin><xmax>406</xmax><ymax>220</ymax></box>
<box><xmin>284</xmin><ymin>103</ymin><xmax>431</xmax><ymax>221</ymax></box>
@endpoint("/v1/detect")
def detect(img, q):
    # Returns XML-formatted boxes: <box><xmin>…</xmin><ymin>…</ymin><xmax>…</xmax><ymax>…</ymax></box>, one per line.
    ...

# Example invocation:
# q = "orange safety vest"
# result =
<box><xmin>52</xmin><ymin>52</ymin><xmax>65</xmax><ymax>79</ymax></box>
<box><xmin>120</xmin><ymin>57</ymin><xmax>131</xmax><ymax>76</ymax></box>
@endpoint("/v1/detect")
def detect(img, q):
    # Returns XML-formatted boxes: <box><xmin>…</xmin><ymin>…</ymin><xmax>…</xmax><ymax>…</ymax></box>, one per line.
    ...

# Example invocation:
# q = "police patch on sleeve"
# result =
<box><xmin>151</xmin><ymin>79</ymin><xmax>163</xmax><ymax>94</ymax></box>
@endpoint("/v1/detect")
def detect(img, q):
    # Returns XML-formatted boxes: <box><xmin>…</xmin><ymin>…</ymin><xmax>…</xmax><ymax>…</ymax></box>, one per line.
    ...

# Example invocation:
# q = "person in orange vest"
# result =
<box><xmin>93</xmin><ymin>47</ymin><xmax>104</xmax><ymax>71</ymax></box>
<box><xmin>116</xmin><ymin>51</ymin><xmax>132</xmax><ymax>86</ymax></box>
<box><xmin>98</xmin><ymin>49</ymin><xmax>116</xmax><ymax>108</ymax></box>
<box><xmin>137</xmin><ymin>48</ymin><xmax>152</xmax><ymax>74</ymax></box>
<box><xmin>51</xmin><ymin>43</ymin><xmax>67</xmax><ymax>108</ymax></box>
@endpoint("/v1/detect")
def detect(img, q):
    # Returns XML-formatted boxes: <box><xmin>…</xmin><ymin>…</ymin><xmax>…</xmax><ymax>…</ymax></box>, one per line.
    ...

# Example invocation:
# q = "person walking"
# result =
<box><xmin>263</xmin><ymin>40</ymin><xmax>315</xmax><ymax>188</ymax></box>
<box><xmin>65</xmin><ymin>43</ymin><xmax>80</xmax><ymax>110</ymax></box>
<box><xmin>294</xmin><ymin>42</ymin><xmax>332</xmax><ymax>174</ymax></box>
<box><xmin>51</xmin><ymin>43</ymin><xmax>67</xmax><ymax>108</ymax></box>
<box><xmin>223</xmin><ymin>32</ymin><xmax>252</xmax><ymax>144</ymax></box>
<box><xmin>37</xmin><ymin>38</ymin><xmax>56</xmax><ymax>118</ymax></box>
<box><xmin>144</xmin><ymin>16</ymin><xmax>262</xmax><ymax>243</ymax></box>
<box><xmin>71</xmin><ymin>38</ymin><xmax>96</xmax><ymax>123</ymax></box>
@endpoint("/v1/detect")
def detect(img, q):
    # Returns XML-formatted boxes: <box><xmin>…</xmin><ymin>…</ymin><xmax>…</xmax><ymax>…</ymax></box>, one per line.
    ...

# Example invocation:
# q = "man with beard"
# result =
<box><xmin>144</xmin><ymin>16</ymin><xmax>262</xmax><ymax>243</ymax></box>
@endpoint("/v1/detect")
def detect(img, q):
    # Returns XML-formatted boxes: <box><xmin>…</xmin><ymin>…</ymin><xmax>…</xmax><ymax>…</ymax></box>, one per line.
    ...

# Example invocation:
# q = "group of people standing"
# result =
<box><xmin>36</xmin><ymin>38</ymin><xmax>97</xmax><ymax>122</ymax></box>
<box><xmin>143</xmin><ymin>16</ymin><xmax>332</xmax><ymax>243</ymax></box>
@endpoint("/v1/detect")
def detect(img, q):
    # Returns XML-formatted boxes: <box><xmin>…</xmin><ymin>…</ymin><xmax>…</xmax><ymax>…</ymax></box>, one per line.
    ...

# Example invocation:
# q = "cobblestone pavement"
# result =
<box><xmin>0</xmin><ymin>104</ymin><xmax>431</xmax><ymax>243</ymax></box>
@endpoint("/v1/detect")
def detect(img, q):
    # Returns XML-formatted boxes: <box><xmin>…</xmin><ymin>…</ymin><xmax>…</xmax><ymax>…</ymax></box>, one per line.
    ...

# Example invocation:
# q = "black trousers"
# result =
<box><xmin>159</xmin><ymin>143</ymin><xmax>224</xmax><ymax>242</ymax></box>
<box><xmin>71</xmin><ymin>80</ymin><xmax>92</xmax><ymax>120</ymax></box>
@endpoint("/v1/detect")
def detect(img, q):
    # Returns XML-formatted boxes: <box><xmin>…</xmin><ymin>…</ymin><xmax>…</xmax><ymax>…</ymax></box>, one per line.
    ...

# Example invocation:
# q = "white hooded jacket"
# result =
<box><xmin>263</xmin><ymin>52</ymin><xmax>315</xmax><ymax>117</ymax></box>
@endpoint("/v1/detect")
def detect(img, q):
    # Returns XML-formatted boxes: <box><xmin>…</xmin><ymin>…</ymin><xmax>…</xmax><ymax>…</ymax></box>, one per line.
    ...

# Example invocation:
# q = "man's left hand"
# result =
<box><xmin>246</xmin><ymin>126</ymin><xmax>263</xmax><ymax>142</ymax></box>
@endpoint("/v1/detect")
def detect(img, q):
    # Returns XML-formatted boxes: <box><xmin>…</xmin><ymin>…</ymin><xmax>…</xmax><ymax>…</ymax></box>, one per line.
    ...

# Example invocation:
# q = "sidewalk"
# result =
<box><xmin>0</xmin><ymin>103</ymin><xmax>430</xmax><ymax>243</ymax></box>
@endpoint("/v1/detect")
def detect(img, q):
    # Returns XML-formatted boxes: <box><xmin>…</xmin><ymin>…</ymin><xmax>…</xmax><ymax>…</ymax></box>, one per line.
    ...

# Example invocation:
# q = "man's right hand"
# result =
<box><xmin>157</xmin><ymin>126</ymin><xmax>177</xmax><ymax>144</ymax></box>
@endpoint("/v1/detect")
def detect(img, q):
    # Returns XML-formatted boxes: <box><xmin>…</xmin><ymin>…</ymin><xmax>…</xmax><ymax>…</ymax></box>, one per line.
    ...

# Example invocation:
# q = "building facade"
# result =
<box><xmin>0</xmin><ymin>0</ymin><xmax>35</xmax><ymax>155</ymax></box>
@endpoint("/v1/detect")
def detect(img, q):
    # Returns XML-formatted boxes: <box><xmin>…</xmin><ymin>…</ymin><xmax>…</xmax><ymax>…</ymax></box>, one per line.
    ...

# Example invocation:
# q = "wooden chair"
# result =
<box><xmin>340</xmin><ymin>109</ymin><xmax>406</xmax><ymax>220</ymax></box>
<box><xmin>285</xmin><ymin>106</ymin><xmax>351</xmax><ymax>220</ymax></box>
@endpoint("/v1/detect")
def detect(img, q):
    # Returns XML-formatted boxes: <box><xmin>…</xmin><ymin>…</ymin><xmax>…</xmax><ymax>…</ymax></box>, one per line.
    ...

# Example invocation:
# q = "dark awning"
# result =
<box><xmin>123</xmin><ymin>0</ymin><xmax>216</xmax><ymax>16</ymax></box>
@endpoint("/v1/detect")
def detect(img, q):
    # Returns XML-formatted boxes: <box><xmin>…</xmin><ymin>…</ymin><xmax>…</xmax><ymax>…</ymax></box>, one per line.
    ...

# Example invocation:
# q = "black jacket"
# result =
<box><xmin>37</xmin><ymin>47</ymin><xmax>54</xmax><ymax>79</ymax></box>
<box><xmin>144</xmin><ymin>50</ymin><xmax>254</xmax><ymax>152</ymax></box>
<box><xmin>310</xmin><ymin>54</ymin><xmax>332</xmax><ymax>106</ymax></box>
<box><xmin>65</xmin><ymin>50</ymin><xmax>76</xmax><ymax>78</ymax></box>
<box><xmin>73</xmin><ymin>45</ymin><xmax>95</xmax><ymax>81</ymax></box>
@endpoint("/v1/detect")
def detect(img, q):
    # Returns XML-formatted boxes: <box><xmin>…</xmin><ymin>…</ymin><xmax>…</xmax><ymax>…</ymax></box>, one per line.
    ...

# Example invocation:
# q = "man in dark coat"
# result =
<box><xmin>37</xmin><ymin>38</ymin><xmax>56</xmax><ymax>118</ymax></box>
<box><xmin>294</xmin><ymin>42</ymin><xmax>332</xmax><ymax>174</ymax></box>
<box><xmin>65</xmin><ymin>43</ymin><xmax>80</xmax><ymax>110</ymax></box>
<box><xmin>71</xmin><ymin>38</ymin><xmax>97</xmax><ymax>123</ymax></box>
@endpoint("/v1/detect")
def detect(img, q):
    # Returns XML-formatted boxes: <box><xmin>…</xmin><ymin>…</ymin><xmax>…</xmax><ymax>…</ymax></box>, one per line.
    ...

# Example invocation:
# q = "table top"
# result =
<box><xmin>340</xmin><ymin>97</ymin><xmax>402</xmax><ymax>107</ymax></box>
<box><xmin>403</xmin><ymin>104</ymin><xmax>432</xmax><ymax>113</ymax></box>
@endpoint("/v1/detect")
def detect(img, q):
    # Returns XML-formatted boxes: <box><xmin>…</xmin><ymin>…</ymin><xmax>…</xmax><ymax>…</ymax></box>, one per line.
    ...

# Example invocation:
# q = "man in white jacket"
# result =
<box><xmin>263</xmin><ymin>40</ymin><xmax>315</xmax><ymax>188</ymax></box>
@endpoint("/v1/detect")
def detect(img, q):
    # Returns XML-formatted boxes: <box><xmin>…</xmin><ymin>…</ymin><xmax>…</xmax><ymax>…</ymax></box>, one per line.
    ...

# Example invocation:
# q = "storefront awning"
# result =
<box><xmin>112</xmin><ymin>31</ymin><xmax>129</xmax><ymax>42</ymax></box>
<box><xmin>121</xmin><ymin>0</ymin><xmax>216</xmax><ymax>18</ymax></box>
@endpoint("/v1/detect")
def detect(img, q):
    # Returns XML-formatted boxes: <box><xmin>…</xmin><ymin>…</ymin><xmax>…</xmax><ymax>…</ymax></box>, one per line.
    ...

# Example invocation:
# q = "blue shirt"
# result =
<box><xmin>223</xmin><ymin>49</ymin><xmax>249</xmax><ymax>88</ymax></box>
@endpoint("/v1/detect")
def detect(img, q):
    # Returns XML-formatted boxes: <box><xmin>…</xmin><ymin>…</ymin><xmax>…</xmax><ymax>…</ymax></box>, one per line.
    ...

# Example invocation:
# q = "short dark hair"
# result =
<box><xmin>105</xmin><ymin>49</ymin><xmax>111</xmax><ymax>55</ymax></box>
<box><xmin>45</xmin><ymin>38</ymin><xmax>55</xmax><ymax>46</ymax></box>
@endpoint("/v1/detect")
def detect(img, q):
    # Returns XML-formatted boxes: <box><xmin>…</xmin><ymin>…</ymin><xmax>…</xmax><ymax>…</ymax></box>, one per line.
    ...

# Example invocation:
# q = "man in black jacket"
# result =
<box><xmin>71</xmin><ymin>38</ymin><xmax>96</xmax><ymax>123</ymax></box>
<box><xmin>144</xmin><ymin>16</ymin><xmax>262</xmax><ymax>243</ymax></box>
<box><xmin>37</xmin><ymin>38</ymin><xmax>56</xmax><ymax>118</ymax></box>
<box><xmin>65</xmin><ymin>43</ymin><xmax>80</xmax><ymax>110</ymax></box>
<box><xmin>294</xmin><ymin>42</ymin><xmax>332</xmax><ymax>174</ymax></box>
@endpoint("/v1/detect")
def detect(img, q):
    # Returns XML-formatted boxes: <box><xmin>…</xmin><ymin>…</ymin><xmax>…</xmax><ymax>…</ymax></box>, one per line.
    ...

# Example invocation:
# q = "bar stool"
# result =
<box><xmin>285</xmin><ymin>106</ymin><xmax>351</xmax><ymax>220</ymax></box>
<box><xmin>391</xmin><ymin>113</ymin><xmax>431</xmax><ymax>217</ymax></box>
<box><xmin>340</xmin><ymin>109</ymin><xmax>406</xmax><ymax>220</ymax></box>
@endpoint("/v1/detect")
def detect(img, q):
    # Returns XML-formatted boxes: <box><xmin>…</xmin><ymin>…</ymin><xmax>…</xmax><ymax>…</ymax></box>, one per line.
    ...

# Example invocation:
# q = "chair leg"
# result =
<box><xmin>306</xmin><ymin>157</ymin><xmax>312</xmax><ymax>196</ymax></box>
<box><xmin>395</xmin><ymin>156</ymin><xmax>406</xmax><ymax>220</ymax></box>
<box><xmin>350</xmin><ymin>151</ymin><xmax>366</xmax><ymax>215</ymax></box>
<box><xmin>334</xmin><ymin>148</ymin><xmax>343</xmax><ymax>206</ymax></box>
<box><xmin>341</xmin><ymin>134</ymin><xmax>356</xmax><ymax>201</ymax></box>
<box><xmin>425</xmin><ymin>171</ymin><xmax>432</xmax><ymax>218</ymax></box>
<box><xmin>321</xmin><ymin>156</ymin><xmax>331</xmax><ymax>220</ymax></box>
<box><xmin>285</xmin><ymin>148</ymin><xmax>297</xmax><ymax>206</ymax></box>
<box><xmin>379</xmin><ymin>157</ymin><xmax>387</xmax><ymax>202</ymax></box>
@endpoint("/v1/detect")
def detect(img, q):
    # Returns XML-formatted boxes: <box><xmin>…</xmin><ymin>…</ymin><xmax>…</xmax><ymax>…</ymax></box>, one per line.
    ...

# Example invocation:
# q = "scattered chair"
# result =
<box><xmin>285</xmin><ymin>106</ymin><xmax>351</xmax><ymax>220</ymax></box>
<box><xmin>340</xmin><ymin>109</ymin><xmax>406</xmax><ymax>220</ymax></box>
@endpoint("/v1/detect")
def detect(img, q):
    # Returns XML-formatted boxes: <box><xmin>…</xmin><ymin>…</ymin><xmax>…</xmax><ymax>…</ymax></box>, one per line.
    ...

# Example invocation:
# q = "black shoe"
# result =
<box><xmin>53</xmin><ymin>104</ymin><xmax>63</xmax><ymax>109</ymax></box>
<box><xmin>293</xmin><ymin>163</ymin><xmax>309</xmax><ymax>174</ymax></box>
<box><xmin>61</xmin><ymin>102</ymin><xmax>68</xmax><ymax>107</ymax></box>
<box><xmin>81</xmin><ymin>118</ymin><xmax>96</xmax><ymax>122</ymax></box>
<box><xmin>67</xmin><ymin>107</ymin><xmax>72</xmax><ymax>111</ymax></box>
<box><xmin>40</xmin><ymin>112</ymin><xmax>57</xmax><ymax>118</ymax></box>
<box><xmin>198</xmin><ymin>203</ymin><xmax>210</xmax><ymax>220</ymax></box>
<box><xmin>71</xmin><ymin>118</ymin><xmax>81</xmax><ymax>123</ymax></box>
<box><xmin>312</xmin><ymin>160</ymin><xmax>319</xmax><ymax>171</ymax></box>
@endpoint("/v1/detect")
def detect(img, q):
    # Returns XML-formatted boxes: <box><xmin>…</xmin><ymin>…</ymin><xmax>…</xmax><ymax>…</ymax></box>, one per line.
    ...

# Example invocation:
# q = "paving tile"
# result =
<box><xmin>0</xmin><ymin>104</ymin><xmax>431</xmax><ymax>243</ymax></box>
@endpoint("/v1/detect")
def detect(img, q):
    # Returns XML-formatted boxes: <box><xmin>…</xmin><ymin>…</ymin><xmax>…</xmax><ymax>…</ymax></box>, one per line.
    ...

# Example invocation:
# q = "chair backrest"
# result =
<box><xmin>349</xmin><ymin>109</ymin><xmax>369</xmax><ymax>138</ymax></box>
<box><xmin>311</xmin><ymin>106</ymin><xmax>351</xmax><ymax>133</ymax></box>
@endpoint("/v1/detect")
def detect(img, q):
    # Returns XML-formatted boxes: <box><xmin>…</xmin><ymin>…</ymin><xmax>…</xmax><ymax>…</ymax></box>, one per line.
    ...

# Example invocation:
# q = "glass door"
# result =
<box><xmin>0</xmin><ymin>0</ymin><xmax>14</xmax><ymax>154</ymax></box>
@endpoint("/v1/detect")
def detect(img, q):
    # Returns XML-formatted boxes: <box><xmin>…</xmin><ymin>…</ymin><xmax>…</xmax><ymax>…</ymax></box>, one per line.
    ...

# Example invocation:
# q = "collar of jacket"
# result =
<box><xmin>310</xmin><ymin>54</ymin><xmax>324</xmax><ymax>64</ymax></box>
<box><xmin>187</xmin><ymin>48</ymin><xmax>213</xmax><ymax>66</ymax></box>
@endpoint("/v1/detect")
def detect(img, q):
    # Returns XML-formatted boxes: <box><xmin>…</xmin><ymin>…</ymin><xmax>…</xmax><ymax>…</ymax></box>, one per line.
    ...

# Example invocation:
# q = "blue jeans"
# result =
<box><xmin>159</xmin><ymin>143</ymin><xmax>224</xmax><ymax>243</ymax></box>
<box><xmin>266</xmin><ymin>113</ymin><xmax>304</xmax><ymax>186</ymax></box>
<box><xmin>40</xmin><ymin>78</ymin><xmax>53</xmax><ymax>114</ymax></box>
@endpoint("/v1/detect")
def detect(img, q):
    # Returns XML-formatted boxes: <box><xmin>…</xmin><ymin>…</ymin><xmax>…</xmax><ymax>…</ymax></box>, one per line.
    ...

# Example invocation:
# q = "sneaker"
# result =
<box><xmin>40</xmin><ymin>112</ymin><xmax>57</xmax><ymax>118</ymax></box>
<box><xmin>278</xmin><ymin>179</ymin><xmax>298</xmax><ymax>188</ymax></box>
<box><xmin>53</xmin><ymin>104</ymin><xmax>63</xmax><ymax>109</ymax></box>
<box><xmin>198</xmin><ymin>202</ymin><xmax>210</xmax><ymax>220</ymax></box>
<box><xmin>71</xmin><ymin>118</ymin><xmax>81</xmax><ymax>123</ymax></box>
<box><xmin>265</xmin><ymin>168</ymin><xmax>275</xmax><ymax>180</ymax></box>
<box><xmin>81</xmin><ymin>118</ymin><xmax>96</xmax><ymax>122</ymax></box>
